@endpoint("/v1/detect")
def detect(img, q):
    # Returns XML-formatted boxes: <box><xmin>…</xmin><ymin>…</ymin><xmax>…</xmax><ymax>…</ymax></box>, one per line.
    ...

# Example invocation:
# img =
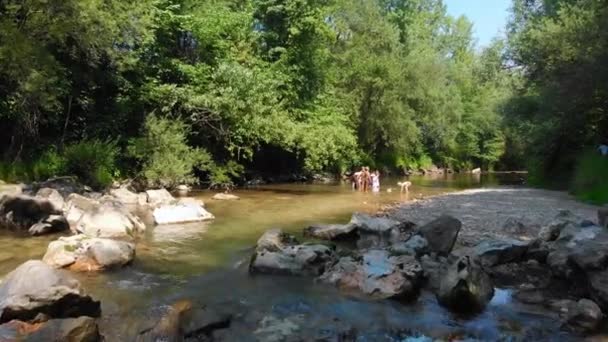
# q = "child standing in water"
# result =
<box><xmin>372</xmin><ymin>170</ymin><xmax>380</xmax><ymax>192</ymax></box>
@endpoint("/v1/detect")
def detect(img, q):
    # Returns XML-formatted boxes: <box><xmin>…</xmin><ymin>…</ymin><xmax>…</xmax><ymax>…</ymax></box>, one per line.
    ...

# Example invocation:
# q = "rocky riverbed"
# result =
<box><xmin>0</xmin><ymin>180</ymin><xmax>606</xmax><ymax>341</ymax></box>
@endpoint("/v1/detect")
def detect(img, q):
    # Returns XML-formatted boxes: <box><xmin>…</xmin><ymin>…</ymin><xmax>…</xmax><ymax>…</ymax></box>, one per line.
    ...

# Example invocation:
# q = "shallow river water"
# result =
<box><xmin>1</xmin><ymin>173</ymin><xmax>579</xmax><ymax>341</ymax></box>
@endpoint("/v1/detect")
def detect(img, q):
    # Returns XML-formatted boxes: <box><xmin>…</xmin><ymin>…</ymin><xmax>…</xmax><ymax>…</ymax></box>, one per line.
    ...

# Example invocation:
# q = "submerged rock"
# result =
<box><xmin>0</xmin><ymin>317</ymin><xmax>101</xmax><ymax>341</ymax></box>
<box><xmin>43</xmin><ymin>235</ymin><xmax>135</xmax><ymax>271</ymax></box>
<box><xmin>212</xmin><ymin>193</ymin><xmax>240</xmax><ymax>201</ymax></box>
<box><xmin>418</xmin><ymin>215</ymin><xmax>461</xmax><ymax>255</ymax></box>
<box><xmin>137</xmin><ymin>300</ymin><xmax>193</xmax><ymax>342</ymax></box>
<box><xmin>304</xmin><ymin>223</ymin><xmax>357</xmax><ymax>241</ymax></box>
<box><xmin>474</xmin><ymin>239</ymin><xmax>528</xmax><ymax>267</ymax></box>
<box><xmin>436</xmin><ymin>255</ymin><xmax>494</xmax><ymax>314</ymax></box>
<box><xmin>250</xmin><ymin>229</ymin><xmax>334</xmax><ymax>276</ymax></box>
<box><xmin>553</xmin><ymin>299</ymin><xmax>603</xmax><ymax>333</ymax></box>
<box><xmin>0</xmin><ymin>260</ymin><xmax>100</xmax><ymax>323</ymax></box>
<box><xmin>320</xmin><ymin>250</ymin><xmax>423</xmax><ymax>300</ymax></box>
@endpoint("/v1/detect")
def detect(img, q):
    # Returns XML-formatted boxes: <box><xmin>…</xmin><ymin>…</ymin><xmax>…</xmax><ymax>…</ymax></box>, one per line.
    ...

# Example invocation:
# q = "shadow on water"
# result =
<box><xmin>2</xmin><ymin>173</ymin><xmax>577</xmax><ymax>341</ymax></box>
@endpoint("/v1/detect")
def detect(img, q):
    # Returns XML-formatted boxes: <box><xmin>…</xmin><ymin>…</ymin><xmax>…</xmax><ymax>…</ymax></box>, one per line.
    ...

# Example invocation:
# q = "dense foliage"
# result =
<box><xmin>0</xmin><ymin>0</ymin><xmax>605</xmax><ymax>197</ymax></box>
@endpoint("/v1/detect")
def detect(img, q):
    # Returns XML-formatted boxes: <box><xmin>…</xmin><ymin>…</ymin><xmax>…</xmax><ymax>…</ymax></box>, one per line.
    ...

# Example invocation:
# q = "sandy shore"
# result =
<box><xmin>387</xmin><ymin>187</ymin><xmax>602</xmax><ymax>247</ymax></box>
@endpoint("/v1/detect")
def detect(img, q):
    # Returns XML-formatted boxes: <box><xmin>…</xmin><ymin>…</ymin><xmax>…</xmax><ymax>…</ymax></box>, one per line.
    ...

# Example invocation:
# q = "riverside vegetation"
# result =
<box><xmin>0</xmin><ymin>0</ymin><xmax>606</xmax><ymax>202</ymax></box>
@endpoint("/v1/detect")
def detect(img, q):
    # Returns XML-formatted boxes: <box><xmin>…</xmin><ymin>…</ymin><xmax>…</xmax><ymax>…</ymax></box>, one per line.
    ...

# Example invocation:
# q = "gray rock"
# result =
<box><xmin>0</xmin><ymin>260</ymin><xmax>100</xmax><ymax>323</ymax></box>
<box><xmin>556</xmin><ymin>299</ymin><xmax>603</xmax><ymax>333</ymax></box>
<box><xmin>390</xmin><ymin>235</ymin><xmax>429</xmax><ymax>257</ymax></box>
<box><xmin>43</xmin><ymin>234</ymin><xmax>135</xmax><ymax>271</ymax></box>
<box><xmin>419</xmin><ymin>255</ymin><xmax>446</xmax><ymax>292</ymax></box>
<box><xmin>525</xmin><ymin>239</ymin><xmax>552</xmax><ymax>263</ymax></box>
<box><xmin>599</xmin><ymin>208</ymin><xmax>608</xmax><ymax>229</ymax></box>
<box><xmin>474</xmin><ymin>239</ymin><xmax>528</xmax><ymax>267</ymax></box>
<box><xmin>109</xmin><ymin>187</ymin><xmax>140</xmax><ymax>206</ymax></box>
<box><xmin>350</xmin><ymin>213</ymin><xmax>401</xmax><ymax>234</ymax></box>
<box><xmin>0</xmin><ymin>317</ymin><xmax>101</xmax><ymax>341</ymax></box>
<box><xmin>250</xmin><ymin>229</ymin><xmax>334</xmax><ymax>276</ymax></box>
<box><xmin>320</xmin><ymin>250</ymin><xmax>423</xmax><ymax>300</ymax></box>
<box><xmin>588</xmin><ymin>269</ymin><xmax>608</xmax><ymax>310</ymax></box>
<box><xmin>418</xmin><ymin>215</ymin><xmax>462</xmax><ymax>255</ymax></box>
<box><xmin>35</xmin><ymin>188</ymin><xmax>65</xmax><ymax>212</ymax></box>
<box><xmin>304</xmin><ymin>223</ymin><xmax>357</xmax><ymax>241</ymax></box>
<box><xmin>557</xmin><ymin>223</ymin><xmax>602</xmax><ymax>244</ymax></box>
<box><xmin>547</xmin><ymin>248</ymin><xmax>575</xmax><ymax>278</ymax></box>
<box><xmin>75</xmin><ymin>202</ymin><xmax>146</xmax><ymax>239</ymax></box>
<box><xmin>146</xmin><ymin>189</ymin><xmax>175</xmax><ymax>207</ymax></box>
<box><xmin>436</xmin><ymin>255</ymin><xmax>494</xmax><ymax>313</ymax></box>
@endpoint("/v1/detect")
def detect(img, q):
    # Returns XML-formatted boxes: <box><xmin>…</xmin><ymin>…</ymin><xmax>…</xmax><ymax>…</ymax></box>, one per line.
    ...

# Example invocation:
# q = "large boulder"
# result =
<box><xmin>153</xmin><ymin>203</ymin><xmax>214</xmax><ymax>225</ymax></box>
<box><xmin>303</xmin><ymin>223</ymin><xmax>357</xmax><ymax>241</ymax></box>
<box><xmin>418</xmin><ymin>215</ymin><xmax>462</xmax><ymax>255</ymax></box>
<box><xmin>0</xmin><ymin>260</ymin><xmax>100</xmax><ymax>323</ymax></box>
<box><xmin>436</xmin><ymin>255</ymin><xmax>494</xmax><ymax>314</ymax></box>
<box><xmin>0</xmin><ymin>195</ymin><xmax>61</xmax><ymax>231</ymax></box>
<box><xmin>351</xmin><ymin>213</ymin><xmax>415</xmax><ymax>250</ymax></box>
<box><xmin>109</xmin><ymin>187</ymin><xmax>140</xmax><ymax>206</ymax></box>
<box><xmin>212</xmin><ymin>193</ymin><xmax>240</xmax><ymax>201</ymax></box>
<box><xmin>75</xmin><ymin>202</ymin><xmax>146</xmax><ymax>239</ymax></box>
<box><xmin>350</xmin><ymin>213</ymin><xmax>401</xmax><ymax>235</ymax></box>
<box><xmin>35</xmin><ymin>188</ymin><xmax>65</xmax><ymax>212</ymax></box>
<box><xmin>43</xmin><ymin>235</ymin><xmax>135</xmax><ymax>272</ymax></box>
<box><xmin>552</xmin><ymin>299</ymin><xmax>603</xmax><ymax>333</ymax></box>
<box><xmin>473</xmin><ymin>239</ymin><xmax>528</xmax><ymax>267</ymax></box>
<box><xmin>0</xmin><ymin>317</ymin><xmax>101</xmax><ymax>341</ymax></box>
<box><xmin>599</xmin><ymin>207</ymin><xmax>608</xmax><ymax>229</ymax></box>
<box><xmin>320</xmin><ymin>250</ymin><xmax>423</xmax><ymax>300</ymax></box>
<box><xmin>146</xmin><ymin>189</ymin><xmax>175</xmax><ymax>207</ymax></box>
<box><xmin>31</xmin><ymin>177</ymin><xmax>89</xmax><ymax>197</ymax></box>
<box><xmin>250</xmin><ymin>229</ymin><xmax>334</xmax><ymax>276</ymax></box>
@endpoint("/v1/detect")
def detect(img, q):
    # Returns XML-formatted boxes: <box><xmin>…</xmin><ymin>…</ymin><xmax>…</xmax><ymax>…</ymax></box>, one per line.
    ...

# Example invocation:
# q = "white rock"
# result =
<box><xmin>109</xmin><ymin>188</ymin><xmax>140</xmax><ymax>205</ymax></box>
<box><xmin>146</xmin><ymin>189</ymin><xmax>175</xmax><ymax>207</ymax></box>
<box><xmin>76</xmin><ymin>204</ymin><xmax>145</xmax><ymax>238</ymax></box>
<box><xmin>153</xmin><ymin>204</ymin><xmax>214</xmax><ymax>225</ymax></box>
<box><xmin>43</xmin><ymin>235</ymin><xmax>135</xmax><ymax>271</ymax></box>
<box><xmin>212</xmin><ymin>193</ymin><xmax>240</xmax><ymax>201</ymax></box>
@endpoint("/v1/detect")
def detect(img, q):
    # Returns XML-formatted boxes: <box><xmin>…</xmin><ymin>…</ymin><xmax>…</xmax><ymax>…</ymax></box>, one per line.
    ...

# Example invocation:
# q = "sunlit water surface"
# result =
<box><xmin>0</xmin><ymin>173</ymin><xmax>576</xmax><ymax>340</ymax></box>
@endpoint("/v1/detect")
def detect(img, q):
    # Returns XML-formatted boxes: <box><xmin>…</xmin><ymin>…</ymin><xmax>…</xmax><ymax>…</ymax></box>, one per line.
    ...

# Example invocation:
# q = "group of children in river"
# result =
<box><xmin>351</xmin><ymin>167</ymin><xmax>381</xmax><ymax>192</ymax></box>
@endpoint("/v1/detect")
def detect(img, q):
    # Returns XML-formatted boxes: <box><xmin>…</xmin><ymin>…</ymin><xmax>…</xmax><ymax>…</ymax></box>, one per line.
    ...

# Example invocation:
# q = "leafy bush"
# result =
<box><xmin>209</xmin><ymin>161</ymin><xmax>244</xmax><ymax>191</ymax></box>
<box><xmin>128</xmin><ymin>114</ymin><xmax>212</xmax><ymax>188</ymax></box>
<box><xmin>32</xmin><ymin>148</ymin><xmax>67</xmax><ymax>181</ymax></box>
<box><xmin>63</xmin><ymin>140</ymin><xmax>119</xmax><ymax>189</ymax></box>
<box><xmin>571</xmin><ymin>150</ymin><xmax>608</xmax><ymax>204</ymax></box>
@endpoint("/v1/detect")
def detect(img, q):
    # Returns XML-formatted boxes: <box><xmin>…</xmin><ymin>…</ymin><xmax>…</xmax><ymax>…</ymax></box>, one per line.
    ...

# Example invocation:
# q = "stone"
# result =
<box><xmin>525</xmin><ymin>239</ymin><xmax>552</xmax><ymax>263</ymax></box>
<box><xmin>419</xmin><ymin>255</ymin><xmax>446</xmax><ymax>292</ymax></box>
<box><xmin>599</xmin><ymin>208</ymin><xmax>608</xmax><ymax>229</ymax></box>
<box><xmin>153</xmin><ymin>203</ymin><xmax>214</xmax><ymax>225</ymax></box>
<box><xmin>250</xmin><ymin>244</ymin><xmax>334</xmax><ymax>277</ymax></box>
<box><xmin>0</xmin><ymin>195</ymin><xmax>61</xmax><ymax>231</ymax></box>
<box><xmin>43</xmin><ymin>235</ymin><xmax>135</xmax><ymax>271</ymax></box>
<box><xmin>35</xmin><ymin>188</ymin><xmax>65</xmax><ymax>212</ymax></box>
<box><xmin>64</xmin><ymin>194</ymin><xmax>99</xmax><ymax>229</ymax></box>
<box><xmin>176</xmin><ymin>185</ymin><xmax>190</xmax><ymax>197</ymax></box>
<box><xmin>0</xmin><ymin>317</ymin><xmax>101</xmax><ymax>341</ymax></box>
<box><xmin>557</xmin><ymin>299</ymin><xmax>603</xmax><ymax>333</ymax></box>
<box><xmin>502</xmin><ymin>217</ymin><xmax>527</xmax><ymax>235</ymax></box>
<box><xmin>0</xmin><ymin>184</ymin><xmax>23</xmax><ymax>196</ymax></box>
<box><xmin>255</xmin><ymin>229</ymin><xmax>298</xmax><ymax>252</ymax></box>
<box><xmin>474</xmin><ymin>239</ymin><xmax>528</xmax><ymax>267</ymax></box>
<box><xmin>303</xmin><ymin>223</ymin><xmax>357</xmax><ymax>241</ymax></box>
<box><xmin>212</xmin><ymin>193</ymin><xmax>240</xmax><ymax>201</ymax></box>
<box><xmin>390</xmin><ymin>235</ymin><xmax>429</xmax><ymax>257</ymax></box>
<box><xmin>349</xmin><ymin>213</ymin><xmax>401</xmax><ymax>234</ymax></box>
<box><xmin>146</xmin><ymin>189</ymin><xmax>175</xmax><ymax>207</ymax></box>
<box><xmin>28</xmin><ymin>215</ymin><xmax>69</xmax><ymax>236</ymax></box>
<box><xmin>320</xmin><ymin>250</ymin><xmax>423</xmax><ymax>300</ymax></box>
<box><xmin>418</xmin><ymin>215</ymin><xmax>462</xmax><ymax>255</ymax></box>
<box><xmin>75</xmin><ymin>202</ymin><xmax>146</xmax><ymax>239</ymax></box>
<box><xmin>32</xmin><ymin>177</ymin><xmax>87</xmax><ymax>198</ymax></box>
<box><xmin>183</xmin><ymin>305</ymin><xmax>232</xmax><ymax>339</ymax></box>
<box><xmin>0</xmin><ymin>260</ymin><xmax>100</xmax><ymax>323</ymax></box>
<box><xmin>137</xmin><ymin>300</ymin><xmax>193</xmax><ymax>342</ymax></box>
<box><xmin>436</xmin><ymin>255</ymin><xmax>494</xmax><ymax>313</ymax></box>
<box><xmin>588</xmin><ymin>269</ymin><xmax>608</xmax><ymax>310</ymax></box>
<box><xmin>538</xmin><ymin>211</ymin><xmax>581</xmax><ymax>242</ymax></box>
<box><xmin>557</xmin><ymin>223</ymin><xmax>602</xmax><ymax>244</ymax></box>
<box><xmin>109</xmin><ymin>187</ymin><xmax>140</xmax><ymax>205</ymax></box>
<box><xmin>547</xmin><ymin>248</ymin><xmax>575</xmax><ymax>278</ymax></box>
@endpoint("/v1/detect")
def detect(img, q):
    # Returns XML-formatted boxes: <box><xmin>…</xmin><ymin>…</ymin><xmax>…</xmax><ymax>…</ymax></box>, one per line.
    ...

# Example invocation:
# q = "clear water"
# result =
<box><xmin>1</xmin><ymin>173</ymin><xmax>575</xmax><ymax>340</ymax></box>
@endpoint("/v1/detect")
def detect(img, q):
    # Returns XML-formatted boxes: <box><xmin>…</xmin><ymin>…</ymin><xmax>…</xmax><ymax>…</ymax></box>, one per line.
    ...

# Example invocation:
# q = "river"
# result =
<box><xmin>2</xmin><ymin>173</ymin><xmax>575</xmax><ymax>340</ymax></box>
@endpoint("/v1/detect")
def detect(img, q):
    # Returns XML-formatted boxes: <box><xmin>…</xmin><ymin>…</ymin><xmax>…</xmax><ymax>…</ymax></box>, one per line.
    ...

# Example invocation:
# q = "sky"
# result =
<box><xmin>444</xmin><ymin>0</ymin><xmax>512</xmax><ymax>48</ymax></box>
